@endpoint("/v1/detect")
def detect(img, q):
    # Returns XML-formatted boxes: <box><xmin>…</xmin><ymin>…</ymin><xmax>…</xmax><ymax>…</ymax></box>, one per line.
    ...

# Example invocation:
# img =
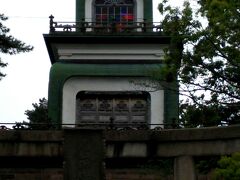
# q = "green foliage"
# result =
<box><xmin>24</xmin><ymin>98</ymin><xmax>51</xmax><ymax>129</ymax></box>
<box><xmin>195</xmin><ymin>156</ymin><xmax>220</xmax><ymax>175</ymax></box>
<box><xmin>212</xmin><ymin>152</ymin><xmax>240</xmax><ymax>179</ymax></box>
<box><xmin>139</xmin><ymin>159</ymin><xmax>174</xmax><ymax>176</ymax></box>
<box><xmin>180</xmin><ymin>102</ymin><xmax>240</xmax><ymax>127</ymax></box>
<box><xmin>0</xmin><ymin>14</ymin><xmax>33</xmax><ymax>79</ymax></box>
<box><xmin>180</xmin><ymin>104</ymin><xmax>221</xmax><ymax>127</ymax></box>
<box><xmin>158</xmin><ymin>0</ymin><xmax>240</xmax><ymax>126</ymax></box>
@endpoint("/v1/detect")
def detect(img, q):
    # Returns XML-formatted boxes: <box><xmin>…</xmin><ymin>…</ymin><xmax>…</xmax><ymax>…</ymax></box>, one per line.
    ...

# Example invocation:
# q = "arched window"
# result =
<box><xmin>95</xmin><ymin>0</ymin><xmax>134</xmax><ymax>25</ymax></box>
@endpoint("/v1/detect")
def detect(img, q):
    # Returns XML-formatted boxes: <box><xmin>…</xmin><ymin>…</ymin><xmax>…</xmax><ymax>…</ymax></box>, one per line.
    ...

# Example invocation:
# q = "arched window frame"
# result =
<box><xmin>94</xmin><ymin>0</ymin><xmax>135</xmax><ymax>25</ymax></box>
<box><xmin>84</xmin><ymin>0</ymin><xmax>143</xmax><ymax>23</ymax></box>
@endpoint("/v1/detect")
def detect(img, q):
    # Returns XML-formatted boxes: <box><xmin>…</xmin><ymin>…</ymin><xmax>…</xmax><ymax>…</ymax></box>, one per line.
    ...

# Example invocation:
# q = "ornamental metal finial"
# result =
<box><xmin>49</xmin><ymin>15</ymin><xmax>55</xmax><ymax>33</ymax></box>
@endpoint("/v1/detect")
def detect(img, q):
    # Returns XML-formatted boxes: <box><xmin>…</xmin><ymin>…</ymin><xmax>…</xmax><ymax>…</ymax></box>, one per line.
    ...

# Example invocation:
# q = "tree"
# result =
<box><xmin>0</xmin><ymin>14</ymin><xmax>33</xmax><ymax>79</ymax></box>
<box><xmin>24</xmin><ymin>98</ymin><xmax>51</xmax><ymax>129</ymax></box>
<box><xmin>157</xmin><ymin>0</ymin><xmax>240</xmax><ymax>126</ymax></box>
<box><xmin>179</xmin><ymin>104</ymin><xmax>221</xmax><ymax>127</ymax></box>
<box><xmin>212</xmin><ymin>152</ymin><xmax>240</xmax><ymax>179</ymax></box>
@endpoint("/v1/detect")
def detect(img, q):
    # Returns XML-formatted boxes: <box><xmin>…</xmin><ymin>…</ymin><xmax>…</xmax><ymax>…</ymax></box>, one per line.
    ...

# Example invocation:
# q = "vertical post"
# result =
<box><xmin>64</xmin><ymin>129</ymin><xmax>105</xmax><ymax>180</ymax></box>
<box><xmin>80</xmin><ymin>18</ymin><xmax>86</xmax><ymax>33</ymax></box>
<box><xmin>142</xmin><ymin>19</ymin><xmax>147</xmax><ymax>32</ymax></box>
<box><xmin>111</xmin><ymin>19</ymin><xmax>117</xmax><ymax>33</ymax></box>
<box><xmin>174</xmin><ymin>156</ymin><xmax>196</xmax><ymax>180</ymax></box>
<box><xmin>49</xmin><ymin>15</ymin><xmax>55</xmax><ymax>33</ymax></box>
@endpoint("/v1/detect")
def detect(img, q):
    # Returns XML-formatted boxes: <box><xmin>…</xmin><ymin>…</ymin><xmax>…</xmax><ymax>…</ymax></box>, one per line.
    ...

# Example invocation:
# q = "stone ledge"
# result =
<box><xmin>105</xmin><ymin>125</ymin><xmax>240</xmax><ymax>142</ymax></box>
<box><xmin>0</xmin><ymin>130</ymin><xmax>63</xmax><ymax>142</ymax></box>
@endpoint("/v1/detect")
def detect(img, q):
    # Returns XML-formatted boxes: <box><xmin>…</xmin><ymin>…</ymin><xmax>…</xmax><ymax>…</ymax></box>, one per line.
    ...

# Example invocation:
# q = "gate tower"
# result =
<box><xmin>44</xmin><ymin>0</ymin><xmax>179</xmax><ymax>128</ymax></box>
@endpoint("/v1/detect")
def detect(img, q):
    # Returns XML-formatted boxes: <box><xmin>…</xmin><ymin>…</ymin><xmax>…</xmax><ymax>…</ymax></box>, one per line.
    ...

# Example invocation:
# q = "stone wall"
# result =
<box><xmin>106</xmin><ymin>169</ymin><xmax>173</xmax><ymax>180</ymax></box>
<box><xmin>0</xmin><ymin>169</ymin><xmax>63</xmax><ymax>180</ymax></box>
<box><xmin>0</xmin><ymin>126</ymin><xmax>240</xmax><ymax>179</ymax></box>
<box><xmin>0</xmin><ymin>130</ymin><xmax>63</xmax><ymax>180</ymax></box>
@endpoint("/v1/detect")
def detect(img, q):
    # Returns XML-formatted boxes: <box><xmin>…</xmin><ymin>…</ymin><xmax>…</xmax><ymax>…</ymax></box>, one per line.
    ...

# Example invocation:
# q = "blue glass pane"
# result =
<box><xmin>121</xmin><ymin>7</ymin><xmax>127</xmax><ymax>14</ymax></box>
<box><xmin>109</xmin><ymin>7</ymin><xmax>114</xmax><ymax>15</ymax></box>
<box><xmin>96</xmin><ymin>7</ymin><xmax>101</xmax><ymax>14</ymax></box>
<box><xmin>115</xmin><ymin>15</ymin><xmax>120</xmax><ymax>21</ymax></box>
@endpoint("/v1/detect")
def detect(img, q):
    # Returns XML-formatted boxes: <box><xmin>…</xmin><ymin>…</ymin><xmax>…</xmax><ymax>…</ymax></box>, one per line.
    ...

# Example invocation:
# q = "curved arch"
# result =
<box><xmin>95</xmin><ymin>0</ymin><xmax>134</xmax><ymax>5</ymax></box>
<box><xmin>62</xmin><ymin>76</ymin><xmax>164</xmax><ymax>126</ymax></box>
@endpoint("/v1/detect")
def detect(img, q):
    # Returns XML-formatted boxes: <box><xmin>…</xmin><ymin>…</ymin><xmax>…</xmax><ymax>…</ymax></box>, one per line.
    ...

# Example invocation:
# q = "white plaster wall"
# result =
<box><xmin>62</xmin><ymin>77</ymin><xmax>164</xmax><ymax>127</ymax></box>
<box><xmin>57</xmin><ymin>43</ymin><xmax>166</xmax><ymax>61</ymax></box>
<box><xmin>85</xmin><ymin>0</ymin><xmax>144</xmax><ymax>22</ymax></box>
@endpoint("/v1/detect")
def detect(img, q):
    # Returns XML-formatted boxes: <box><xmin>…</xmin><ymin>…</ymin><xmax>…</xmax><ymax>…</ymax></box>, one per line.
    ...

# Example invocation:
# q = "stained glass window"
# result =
<box><xmin>95</xmin><ymin>0</ymin><xmax>134</xmax><ymax>25</ymax></box>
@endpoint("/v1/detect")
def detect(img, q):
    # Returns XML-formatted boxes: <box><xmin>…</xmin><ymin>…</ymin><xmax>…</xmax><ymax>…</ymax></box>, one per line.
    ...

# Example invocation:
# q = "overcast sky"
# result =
<box><xmin>0</xmin><ymin>0</ymin><xmax>183</xmax><ymax>124</ymax></box>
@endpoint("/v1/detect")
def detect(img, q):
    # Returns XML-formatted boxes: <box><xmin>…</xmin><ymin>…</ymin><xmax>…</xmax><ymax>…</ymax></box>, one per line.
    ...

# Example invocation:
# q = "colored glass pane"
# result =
<box><xmin>96</xmin><ymin>8</ymin><xmax>101</xmax><ymax>14</ymax></box>
<box><xmin>121</xmin><ymin>7</ymin><xmax>127</xmax><ymax>13</ymax></box>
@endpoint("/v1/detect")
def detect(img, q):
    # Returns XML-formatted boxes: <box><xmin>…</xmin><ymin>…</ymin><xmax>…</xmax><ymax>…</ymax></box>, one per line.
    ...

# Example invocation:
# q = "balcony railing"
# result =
<box><xmin>49</xmin><ymin>15</ymin><xmax>162</xmax><ymax>34</ymax></box>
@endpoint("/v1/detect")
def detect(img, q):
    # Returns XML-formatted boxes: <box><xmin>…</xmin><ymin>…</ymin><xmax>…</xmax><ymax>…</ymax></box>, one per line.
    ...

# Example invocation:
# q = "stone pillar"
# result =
<box><xmin>174</xmin><ymin>156</ymin><xmax>196</xmax><ymax>180</ymax></box>
<box><xmin>64</xmin><ymin>129</ymin><xmax>105</xmax><ymax>180</ymax></box>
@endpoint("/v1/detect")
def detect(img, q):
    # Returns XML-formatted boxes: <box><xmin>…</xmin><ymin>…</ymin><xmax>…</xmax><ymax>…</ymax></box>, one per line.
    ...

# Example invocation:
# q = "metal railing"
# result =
<box><xmin>0</xmin><ymin>122</ymin><xmax>181</xmax><ymax>130</ymax></box>
<box><xmin>49</xmin><ymin>15</ymin><xmax>162</xmax><ymax>34</ymax></box>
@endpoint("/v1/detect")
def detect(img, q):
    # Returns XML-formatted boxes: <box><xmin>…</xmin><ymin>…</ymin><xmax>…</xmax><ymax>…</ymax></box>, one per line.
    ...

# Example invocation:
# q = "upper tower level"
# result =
<box><xmin>48</xmin><ymin>0</ymin><xmax>160</xmax><ymax>34</ymax></box>
<box><xmin>76</xmin><ymin>0</ymin><xmax>152</xmax><ymax>23</ymax></box>
<box><xmin>44</xmin><ymin>0</ymin><xmax>179</xmax><ymax>128</ymax></box>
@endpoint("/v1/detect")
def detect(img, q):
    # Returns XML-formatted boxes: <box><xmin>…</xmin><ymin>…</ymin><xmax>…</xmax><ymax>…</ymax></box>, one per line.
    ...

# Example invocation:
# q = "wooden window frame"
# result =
<box><xmin>76</xmin><ymin>91</ymin><xmax>150</xmax><ymax>125</ymax></box>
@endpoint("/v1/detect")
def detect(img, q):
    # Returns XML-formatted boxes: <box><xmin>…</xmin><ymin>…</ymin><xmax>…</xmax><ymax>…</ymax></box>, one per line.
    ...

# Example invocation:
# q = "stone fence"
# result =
<box><xmin>1</xmin><ymin>126</ymin><xmax>240</xmax><ymax>180</ymax></box>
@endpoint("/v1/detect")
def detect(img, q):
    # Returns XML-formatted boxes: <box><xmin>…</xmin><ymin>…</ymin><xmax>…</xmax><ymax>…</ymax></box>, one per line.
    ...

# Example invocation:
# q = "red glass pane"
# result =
<box><xmin>124</xmin><ymin>14</ymin><xmax>134</xmax><ymax>20</ymax></box>
<box><xmin>101</xmin><ymin>14</ymin><xmax>108</xmax><ymax>20</ymax></box>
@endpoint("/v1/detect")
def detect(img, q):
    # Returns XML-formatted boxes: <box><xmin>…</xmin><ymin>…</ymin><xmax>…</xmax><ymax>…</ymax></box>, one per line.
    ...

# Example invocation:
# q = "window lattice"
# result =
<box><xmin>95</xmin><ymin>0</ymin><xmax>134</xmax><ymax>24</ymax></box>
<box><xmin>76</xmin><ymin>92</ymin><xmax>149</xmax><ymax>124</ymax></box>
